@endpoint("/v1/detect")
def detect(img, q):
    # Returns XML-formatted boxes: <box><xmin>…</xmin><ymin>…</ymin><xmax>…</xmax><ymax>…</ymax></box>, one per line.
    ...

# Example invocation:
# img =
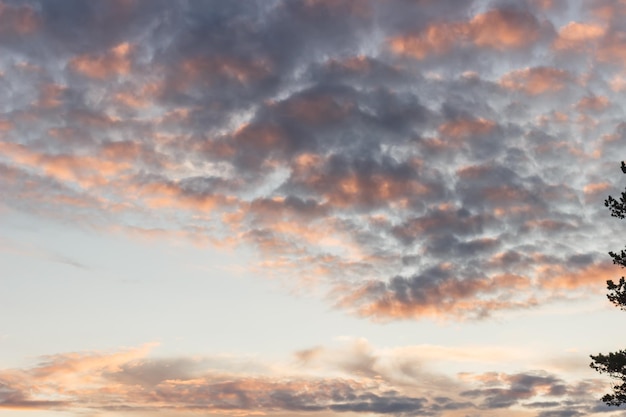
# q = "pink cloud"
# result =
<box><xmin>388</xmin><ymin>22</ymin><xmax>465</xmax><ymax>60</ymax></box>
<box><xmin>538</xmin><ymin>261</ymin><xmax>617</xmax><ymax>291</ymax></box>
<box><xmin>0</xmin><ymin>142</ymin><xmax>132</xmax><ymax>188</ymax></box>
<box><xmin>0</xmin><ymin>2</ymin><xmax>40</xmax><ymax>35</ymax></box>
<box><xmin>36</xmin><ymin>84</ymin><xmax>66</xmax><ymax>109</ymax></box>
<box><xmin>597</xmin><ymin>30</ymin><xmax>626</xmax><ymax>66</ymax></box>
<box><xmin>500</xmin><ymin>66</ymin><xmax>574</xmax><ymax>95</ymax></box>
<box><xmin>468</xmin><ymin>9</ymin><xmax>545</xmax><ymax>50</ymax></box>
<box><xmin>71</xmin><ymin>42</ymin><xmax>133</xmax><ymax>79</ymax></box>
<box><xmin>575</xmin><ymin>95</ymin><xmax>610</xmax><ymax>113</ymax></box>
<box><xmin>583</xmin><ymin>182</ymin><xmax>612</xmax><ymax>201</ymax></box>
<box><xmin>553</xmin><ymin>21</ymin><xmax>606</xmax><ymax>51</ymax></box>
<box><xmin>171</xmin><ymin>55</ymin><xmax>273</xmax><ymax>93</ymax></box>
<box><xmin>0</xmin><ymin>119</ymin><xmax>13</xmax><ymax>131</ymax></box>
<box><xmin>438</xmin><ymin>118</ymin><xmax>496</xmax><ymax>139</ymax></box>
<box><xmin>389</xmin><ymin>8</ymin><xmax>545</xmax><ymax>60</ymax></box>
<box><xmin>334</xmin><ymin>268</ymin><xmax>535</xmax><ymax>322</ymax></box>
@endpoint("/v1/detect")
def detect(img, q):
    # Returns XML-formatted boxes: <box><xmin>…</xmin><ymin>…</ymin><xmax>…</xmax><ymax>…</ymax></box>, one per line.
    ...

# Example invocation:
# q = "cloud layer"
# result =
<box><xmin>0</xmin><ymin>342</ymin><xmax>613</xmax><ymax>417</ymax></box>
<box><xmin>1</xmin><ymin>0</ymin><xmax>625</xmax><ymax>324</ymax></box>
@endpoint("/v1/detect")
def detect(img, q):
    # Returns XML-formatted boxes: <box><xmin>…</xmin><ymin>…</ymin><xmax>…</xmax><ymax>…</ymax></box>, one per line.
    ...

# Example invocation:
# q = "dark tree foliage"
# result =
<box><xmin>604</xmin><ymin>161</ymin><xmax>626</xmax><ymax>219</ymax></box>
<box><xmin>590</xmin><ymin>350</ymin><xmax>626</xmax><ymax>406</ymax></box>
<box><xmin>590</xmin><ymin>161</ymin><xmax>626</xmax><ymax>406</ymax></box>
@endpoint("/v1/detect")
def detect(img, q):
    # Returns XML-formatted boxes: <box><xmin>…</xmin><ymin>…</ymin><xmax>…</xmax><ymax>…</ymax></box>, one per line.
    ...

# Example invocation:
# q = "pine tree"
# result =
<box><xmin>590</xmin><ymin>161</ymin><xmax>626</xmax><ymax>406</ymax></box>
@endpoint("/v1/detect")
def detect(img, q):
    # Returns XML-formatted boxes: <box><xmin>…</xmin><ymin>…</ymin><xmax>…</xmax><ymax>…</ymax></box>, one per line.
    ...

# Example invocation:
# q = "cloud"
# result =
<box><xmin>553</xmin><ymin>21</ymin><xmax>606</xmax><ymax>51</ymax></box>
<box><xmin>70</xmin><ymin>42</ymin><xmax>133</xmax><ymax>79</ymax></box>
<box><xmin>0</xmin><ymin>344</ymin><xmax>435</xmax><ymax>416</ymax></box>
<box><xmin>335</xmin><ymin>265</ymin><xmax>536</xmax><ymax>321</ymax></box>
<box><xmin>0</xmin><ymin>0</ymin><xmax>623</xmax><ymax>323</ymax></box>
<box><xmin>459</xmin><ymin>371</ymin><xmax>607</xmax><ymax>414</ymax></box>
<box><xmin>467</xmin><ymin>8</ymin><xmax>548</xmax><ymax>51</ymax></box>
<box><xmin>0</xmin><ymin>342</ymin><xmax>612</xmax><ymax>416</ymax></box>
<box><xmin>500</xmin><ymin>67</ymin><xmax>575</xmax><ymax>95</ymax></box>
<box><xmin>388</xmin><ymin>6</ymin><xmax>550</xmax><ymax>60</ymax></box>
<box><xmin>388</xmin><ymin>22</ymin><xmax>466</xmax><ymax>60</ymax></box>
<box><xmin>575</xmin><ymin>95</ymin><xmax>610</xmax><ymax>113</ymax></box>
<box><xmin>0</xmin><ymin>2</ymin><xmax>40</xmax><ymax>37</ymax></box>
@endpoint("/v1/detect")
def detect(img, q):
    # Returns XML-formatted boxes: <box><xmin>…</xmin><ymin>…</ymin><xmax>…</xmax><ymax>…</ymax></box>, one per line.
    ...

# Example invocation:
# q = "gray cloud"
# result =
<box><xmin>0</xmin><ymin>344</ymin><xmax>613</xmax><ymax>417</ymax></box>
<box><xmin>0</xmin><ymin>0</ymin><xmax>623</xmax><ymax>325</ymax></box>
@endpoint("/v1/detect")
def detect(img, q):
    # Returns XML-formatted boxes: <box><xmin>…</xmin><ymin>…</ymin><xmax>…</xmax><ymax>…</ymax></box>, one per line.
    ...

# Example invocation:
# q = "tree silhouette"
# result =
<box><xmin>590</xmin><ymin>161</ymin><xmax>626</xmax><ymax>406</ymax></box>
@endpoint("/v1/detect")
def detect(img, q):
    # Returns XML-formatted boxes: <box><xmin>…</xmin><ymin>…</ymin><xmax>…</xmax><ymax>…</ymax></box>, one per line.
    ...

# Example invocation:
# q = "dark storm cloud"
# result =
<box><xmin>0</xmin><ymin>0</ymin><xmax>623</xmax><ymax>325</ymax></box>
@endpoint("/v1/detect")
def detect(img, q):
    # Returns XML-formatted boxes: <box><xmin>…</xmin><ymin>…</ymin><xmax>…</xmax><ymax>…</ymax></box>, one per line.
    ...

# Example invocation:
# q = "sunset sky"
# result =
<box><xmin>2</xmin><ymin>0</ymin><xmax>626</xmax><ymax>416</ymax></box>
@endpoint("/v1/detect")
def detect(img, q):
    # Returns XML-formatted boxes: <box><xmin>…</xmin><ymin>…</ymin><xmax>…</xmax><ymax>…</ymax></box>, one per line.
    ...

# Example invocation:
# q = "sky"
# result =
<box><xmin>1</xmin><ymin>0</ymin><xmax>626</xmax><ymax>416</ymax></box>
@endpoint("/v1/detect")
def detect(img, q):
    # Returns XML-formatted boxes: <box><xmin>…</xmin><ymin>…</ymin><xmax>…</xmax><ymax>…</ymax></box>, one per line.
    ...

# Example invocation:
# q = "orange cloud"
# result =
<box><xmin>233</xmin><ymin>123</ymin><xmax>287</xmax><ymax>151</ymax></box>
<box><xmin>420</xmin><ymin>136</ymin><xmax>463</xmax><ymax>153</ymax></box>
<box><xmin>99</xmin><ymin>140</ymin><xmax>171</xmax><ymax>170</ymax></box>
<box><xmin>70</xmin><ymin>42</ymin><xmax>133</xmax><ymax>79</ymax></box>
<box><xmin>292</xmin><ymin>152</ymin><xmax>325</xmax><ymax>176</ymax></box>
<box><xmin>553</xmin><ymin>21</ymin><xmax>606</xmax><ymax>51</ymax></box>
<box><xmin>468</xmin><ymin>9</ymin><xmax>544</xmax><ymax>50</ymax></box>
<box><xmin>0</xmin><ymin>344</ymin><xmax>156</xmax><ymax>411</ymax></box>
<box><xmin>177</xmin><ymin>55</ymin><xmax>272</xmax><ymax>90</ymax></box>
<box><xmin>0</xmin><ymin>119</ymin><xmax>13</xmax><ymax>131</ymax></box>
<box><xmin>0</xmin><ymin>142</ymin><xmax>131</xmax><ymax>188</ymax></box>
<box><xmin>590</xmin><ymin>1</ymin><xmax>626</xmax><ymax>22</ymax></box>
<box><xmin>112</xmin><ymin>224</ymin><xmax>222</xmax><ymax>248</ymax></box>
<box><xmin>438</xmin><ymin>118</ymin><xmax>495</xmax><ymax>139</ymax></box>
<box><xmin>325</xmin><ymin>55</ymin><xmax>374</xmax><ymax>74</ymax></box>
<box><xmin>576</xmin><ymin>95</ymin><xmax>610</xmax><ymax>113</ymax></box>
<box><xmin>482</xmin><ymin>185</ymin><xmax>533</xmax><ymax>205</ymax></box>
<box><xmin>337</xmin><ymin>271</ymin><xmax>535</xmax><ymax>321</ymax></box>
<box><xmin>113</xmin><ymin>81</ymin><xmax>161</xmax><ymax>108</ymax></box>
<box><xmin>388</xmin><ymin>22</ymin><xmax>465</xmax><ymax>59</ymax></box>
<box><xmin>33</xmin><ymin>343</ymin><xmax>156</xmax><ymax>380</ymax></box>
<box><xmin>552</xmin><ymin>111</ymin><xmax>569</xmax><ymax>123</ymax></box>
<box><xmin>100</xmin><ymin>140</ymin><xmax>142</xmax><ymax>160</ymax></box>
<box><xmin>289</xmin><ymin>155</ymin><xmax>437</xmax><ymax>210</ymax></box>
<box><xmin>539</xmin><ymin>261</ymin><xmax>617</xmax><ymax>291</ymax></box>
<box><xmin>43</xmin><ymin>155</ymin><xmax>129</xmax><ymax>186</ymax></box>
<box><xmin>389</xmin><ymin>9</ymin><xmax>544</xmax><ymax>59</ymax></box>
<box><xmin>522</xmin><ymin>219</ymin><xmax>575</xmax><ymax>232</ymax></box>
<box><xmin>0</xmin><ymin>2</ymin><xmax>40</xmax><ymax>35</ymax></box>
<box><xmin>2</xmin><ymin>344</ymin><xmax>443</xmax><ymax>415</ymax></box>
<box><xmin>500</xmin><ymin>66</ymin><xmax>573</xmax><ymax>95</ymax></box>
<box><xmin>597</xmin><ymin>31</ymin><xmax>626</xmax><ymax>67</ymax></box>
<box><xmin>245</xmin><ymin>220</ymin><xmax>361</xmax><ymax>263</ymax></box>
<box><xmin>36</xmin><ymin>84</ymin><xmax>66</xmax><ymax>109</ymax></box>
<box><xmin>135</xmin><ymin>181</ymin><xmax>237</xmax><ymax>213</ymax></box>
<box><xmin>320</xmin><ymin>172</ymin><xmax>433</xmax><ymax>209</ymax></box>
<box><xmin>583</xmin><ymin>181</ymin><xmax>612</xmax><ymax>198</ymax></box>
<box><xmin>536</xmin><ymin>111</ymin><xmax>570</xmax><ymax>127</ymax></box>
<box><xmin>67</xmin><ymin>109</ymin><xmax>118</xmax><ymax>129</ymax></box>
